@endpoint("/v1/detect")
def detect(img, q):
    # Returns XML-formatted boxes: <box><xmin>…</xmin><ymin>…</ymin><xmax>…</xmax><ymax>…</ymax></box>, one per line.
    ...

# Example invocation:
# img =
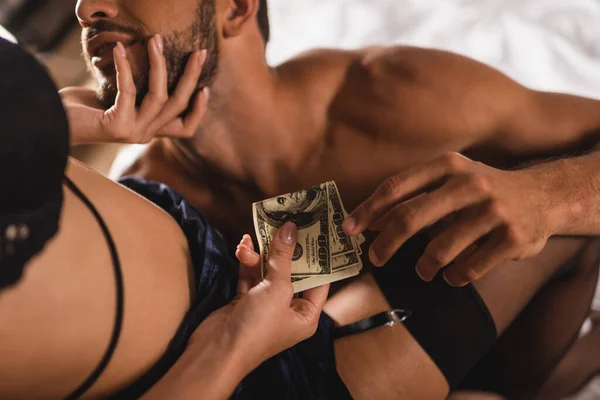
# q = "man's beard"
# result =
<box><xmin>85</xmin><ymin>1</ymin><xmax>219</xmax><ymax>110</ymax></box>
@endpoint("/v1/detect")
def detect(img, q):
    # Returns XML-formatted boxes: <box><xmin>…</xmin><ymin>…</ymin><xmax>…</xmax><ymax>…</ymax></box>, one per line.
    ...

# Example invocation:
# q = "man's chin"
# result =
<box><xmin>96</xmin><ymin>72</ymin><xmax>148</xmax><ymax>110</ymax></box>
<box><xmin>97</xmin><ymin>83</ymin><xmax>118</xmax><ymax>110</ymax></box>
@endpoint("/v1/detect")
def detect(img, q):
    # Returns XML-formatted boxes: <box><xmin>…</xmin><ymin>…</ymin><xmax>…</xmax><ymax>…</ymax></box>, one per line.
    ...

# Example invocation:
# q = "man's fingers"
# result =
<box><xmin>368</xmin><ymin>175</ymin><xmax>489</xmax><ymax>266</ymax></box>
<box><xmin>442</xmin><ymin>230</ymin><xmax>513</xmax><ymax>287</ymax></box>
<box><xmin>265</xmin><ymin>222</ymin><xmax>297</xmax><ymax>282</ymax></box>
<box><xmin>415</xmin><ymin>203</ymin><xmax>501</xmax><ymax>281</ymax></box>
<box><xmin>344</xmin><ymin>153</ymin><xmax>471</xmax><ymax>236</ymax></box>
<box><xmin>139</xmin><ymin>34</ymin><xmax>168</xmax><ymax>124</ymax></box>
<box><xmin>369</xmin><ymin>193</ymin><xmax>427</xmax><ymax>231</ymax></box>
<box><xmin>113</xmin><ymin>42</ymin><xmax>136</xmax><ymax>117</ymax></box>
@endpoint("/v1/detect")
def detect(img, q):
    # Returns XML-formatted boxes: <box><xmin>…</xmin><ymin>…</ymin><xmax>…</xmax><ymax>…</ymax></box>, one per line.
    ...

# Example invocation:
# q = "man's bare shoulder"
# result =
<box><xmin>277</xmin><ymin>45</ymin><xmax>522</xmax><ymax>89</ymax></box>
<box><xmin>275</xmin><ymin>48</ymin><xmax>363</xmax><ymax>99</ymax></box>
<box><xmin>283</xmin><ymin>45</ymin><xmax>530</xmax><ymax>148</ymax></box>
<box><xmin>276</xmin><ymin>48</ymin><xmax>360</xmax><ymax>78</ymax></box>
<box><xmin>356</xmin><ymin>45</ymin><xmax>528</xmax><ymax>104</ymax></box>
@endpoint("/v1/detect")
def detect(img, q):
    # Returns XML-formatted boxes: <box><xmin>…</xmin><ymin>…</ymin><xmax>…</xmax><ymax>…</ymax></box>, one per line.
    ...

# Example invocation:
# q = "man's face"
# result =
<box><xmin>76</xmin><ymin>0</ymin><xmax>219</xmax><ymax>109</ymax></box>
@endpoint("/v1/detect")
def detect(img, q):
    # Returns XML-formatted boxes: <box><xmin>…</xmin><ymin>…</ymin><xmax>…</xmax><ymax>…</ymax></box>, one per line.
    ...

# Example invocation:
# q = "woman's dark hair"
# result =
<box><xmin>257</xmin><ymin>0</ymin><xmax>270</xmax><ymax>43</ymax></box>
<box><xmin>0</xmin><ymin>38</ymin><xmax>70</xmax><ymax>288</ymax></box>
<box><xmin>0</xmin><ymin>39</ymin><xmax>69</xmax><ymax>210</ymax></box>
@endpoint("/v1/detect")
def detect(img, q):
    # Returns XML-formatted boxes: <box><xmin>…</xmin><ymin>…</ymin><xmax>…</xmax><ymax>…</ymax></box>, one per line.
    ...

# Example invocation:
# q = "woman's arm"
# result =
<box><xmin>141</xmin><ymin>329</ymin><xmax>245</xmax><ymax>400</ymax></box>
<box><xmin>144</xmin><ymin>224</ymin><xmax>329</xmax><ymax>399</ymax></box>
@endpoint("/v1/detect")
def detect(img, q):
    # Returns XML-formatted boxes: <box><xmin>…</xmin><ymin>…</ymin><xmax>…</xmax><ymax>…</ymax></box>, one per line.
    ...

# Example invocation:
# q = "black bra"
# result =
<box><xmin>62</xmin><ymin>177</ymin><xmax>124</xmax><ymax>400</ymax></box>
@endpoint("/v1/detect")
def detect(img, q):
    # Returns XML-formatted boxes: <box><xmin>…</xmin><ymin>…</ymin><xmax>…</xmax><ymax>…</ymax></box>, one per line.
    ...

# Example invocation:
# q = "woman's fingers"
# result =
<box><xmin>139</xmin><ymin>34</ymin><xmax>168</xmax><ymax>126</ymax></box>
<box><xmin>112</xmin><ymin>42</ymin><xmax>136</xmax><ymax>117</ymax></box>
<box><xmin>240</xmin><ymin>234</ymin><xmax>255</xmax><ymax>251</ymax></box>
<box><xmin>107</xmin><ymin>35</ymin><xmax>209</xmax><ymax>142</ymax></box>
<box><xmin>265</xmin><ymin>222</ymin><xmax>297</xmax><ymax>284</ymax></box>
<box><xmin>236</xmin><ymin>240</ymin><xmax>260</xmax><ymax>268</ymax></box>
<box><xmin>150</xmin><ymin>50</ymin><xmax>206</xmax><ymax>130</ymax></box>
<box><xmin>236</xmin><ymin>235</ymin><xmax>260</xmax><ymax>295</ymax></box>
<box><xmin>181</xmin><ymin>88</ymin><xmax>210</xmax><ymax>133</ymax></box>
<box><xmin>292</xmin><ymin>284</ymin><xmax>329</xmax><ymax>315</ymax></box>
<box><xmin>156</xmin><ymin>87</ymin><xmax>209</xmax><ymax>137</ymax></box>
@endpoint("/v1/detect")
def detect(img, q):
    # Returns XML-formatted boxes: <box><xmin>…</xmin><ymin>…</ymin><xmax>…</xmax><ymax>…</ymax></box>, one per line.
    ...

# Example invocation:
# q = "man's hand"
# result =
<box><xmin>344</xmin><ymin>152</ymin><xmax>557</xmax><ymax>286</ymax></box>
<box><xmin>190</xmin><ymin>222</ymin><xmax>330</xmax><ymax>373</ymax></box>
<box><xmin>60</xmin><ymin>34</ymin><xmax>209</xmax><ymax>145</ymax></box>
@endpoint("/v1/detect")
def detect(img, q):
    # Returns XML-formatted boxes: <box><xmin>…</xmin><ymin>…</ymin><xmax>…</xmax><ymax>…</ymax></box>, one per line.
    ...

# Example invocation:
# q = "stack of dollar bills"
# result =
<box><xmin>253</xmin><ymin>181</ymin><xmax>365</xmax><ymax>293</ymax></box>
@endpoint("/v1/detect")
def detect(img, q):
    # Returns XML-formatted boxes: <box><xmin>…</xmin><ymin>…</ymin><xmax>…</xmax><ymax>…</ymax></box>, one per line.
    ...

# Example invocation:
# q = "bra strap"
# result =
<box><xmin>63</xmin><ymin>176</ymin><xmax>125</xmax><ymax>400</ymax></box>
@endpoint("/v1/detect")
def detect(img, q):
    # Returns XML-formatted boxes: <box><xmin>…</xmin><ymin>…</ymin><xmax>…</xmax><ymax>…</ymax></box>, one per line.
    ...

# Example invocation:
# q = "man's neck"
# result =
<box><xmin>176</xmin><ymin>49</ymin><xmax>323</xmax><ymax>196</ymax></box>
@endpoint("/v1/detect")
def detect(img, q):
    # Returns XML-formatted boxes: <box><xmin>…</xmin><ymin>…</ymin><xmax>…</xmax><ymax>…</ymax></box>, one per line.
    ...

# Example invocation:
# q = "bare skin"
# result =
<box><xmin>3</xmin><ymin>160</ymin><xmax>591</xmax><ymax>399</ymax></box>
<box><xmin>0</xmin><ymin>160</ymin><xmax>194</xmax><ymax>398</ymax></box>
<box><xmin>65</xmin><ymin>0</ymin><xmax>600</xmax><ymax>397</ymax></box>
<box><xmin>124</xmin><ymin>46</ymin><xmax>600</xmax><ymax>249</ymax></box>
<box><xmin>536</xmin><ymin>310</ymin><xmax>600</xmax><ymax>400</ymax></box>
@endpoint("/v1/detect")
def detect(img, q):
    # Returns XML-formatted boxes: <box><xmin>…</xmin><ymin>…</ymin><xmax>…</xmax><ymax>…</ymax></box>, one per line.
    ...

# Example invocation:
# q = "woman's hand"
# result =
<box><xmin>344</xmin><ymin>152</ymin><xmax>554</xmax><ymax>287</ymax></box>
<box><xmin>146</xmin><ymin>224</ymin><xmax>329</xmax><ymax>400</ymax></box>
<box><xmin>190</xmin><ymin>222</ymin><xmax>330</xmax><ymax>373</ymax></box>
<box><xmin>59</xmin><ymin>34</ymin><xmax>209</xmax><ymax>145</ymax></box>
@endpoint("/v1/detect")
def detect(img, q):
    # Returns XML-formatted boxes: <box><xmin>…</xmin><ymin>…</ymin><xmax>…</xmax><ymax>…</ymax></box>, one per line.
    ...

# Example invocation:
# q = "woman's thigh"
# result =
<box><xmin>324</xmin><ymin>237</ymin><xmax>594</xmax><ymax>400</ymax></box>
<box><xmin>325</xmin><ymin>273</ymin><xmax>449</xmax><ymax>400</ymax></box>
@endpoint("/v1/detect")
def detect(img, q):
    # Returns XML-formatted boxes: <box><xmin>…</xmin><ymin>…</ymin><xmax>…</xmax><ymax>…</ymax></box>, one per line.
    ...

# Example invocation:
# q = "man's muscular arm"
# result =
<box><xmin>365</xmin><ymin>46</ymin><xmax>600</xmax><ymax>160</ymax></box>
<box><xmin>344</xmin><ymin>48</ymin><xmax>600</xmax><ymax>286</ymax></box>
<box><xmin>527</xmin><ymin>148</ymin><xmax>600</xmax><ymax>236</ymax></box>
<box><xmin>373</xmin><ymin>46</ymin><xmax>600</xmax><ymax>231</ymax></box>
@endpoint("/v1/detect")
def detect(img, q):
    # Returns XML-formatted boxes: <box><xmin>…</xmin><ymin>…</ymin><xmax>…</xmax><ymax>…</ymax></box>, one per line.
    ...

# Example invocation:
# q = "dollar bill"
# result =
<box><xmin>332</xmin><ymin>251</ymin><xmax>360</xmax><ymax>271</ymax></box>
<box><xmin>327</xmin><ymin>181</ymin><xmax>357</xmax><ymax>257</ymax></box>
<box><xmin>253</xmin><ymin>183</ymin><xmax>331</xmax><ymax>278</ymax></box>
<box><xmin>292</xmin><ymin>263</ymin><xmax>362</xmax><ymax>293</ymax></box>
<box><xmin>341</xmin><ymin>205</ymin><xmax>365</xmax><ymax>253</ymax></box>
<box><xmin>356</xmin><ymin>233</ymin><xmax>366</xmax><ymax>246</ymax></box>
<box><xmin>253</xmin><ymin>181</ymin><xmax>365</xmax><ymax>292</ymax></box>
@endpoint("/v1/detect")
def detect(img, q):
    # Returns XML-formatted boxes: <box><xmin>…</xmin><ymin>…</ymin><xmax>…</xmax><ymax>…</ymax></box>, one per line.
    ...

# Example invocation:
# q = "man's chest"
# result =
<box><xmin>160</xmin><ymin>142</ymin><xmax>434</xmax><ymax>249</ymax></box>
<box><xmin>131</xmin><ymin>106</ymin><xmax>490</xmax><ymax>248</ymax></box>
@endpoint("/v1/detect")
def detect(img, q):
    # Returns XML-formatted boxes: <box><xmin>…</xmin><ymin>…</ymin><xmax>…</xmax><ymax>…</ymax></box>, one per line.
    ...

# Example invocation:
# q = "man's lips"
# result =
<box><xmin>85</xmin><ymin>31</ymin><xmax>139</xmax><ymax>69</ymax></box>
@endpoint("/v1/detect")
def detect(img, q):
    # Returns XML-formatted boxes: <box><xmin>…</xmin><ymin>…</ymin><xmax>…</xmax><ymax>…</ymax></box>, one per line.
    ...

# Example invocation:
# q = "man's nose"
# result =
<box><xmin>75</xmin><ymin>0</ymin><xmax>119</xmax><ymax>27</ymax></box>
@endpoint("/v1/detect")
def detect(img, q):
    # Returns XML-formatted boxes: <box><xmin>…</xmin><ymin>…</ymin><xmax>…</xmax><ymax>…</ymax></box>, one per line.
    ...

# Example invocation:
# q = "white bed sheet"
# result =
<box><xmin>267</xmin><ymin>0</ymin><xmax>600</xmax><ymax>98</ymax></box>
<box><xmin>0</xmin><ymin>24</ymin><xmax>16</xmax><ymax>43</ymax></box>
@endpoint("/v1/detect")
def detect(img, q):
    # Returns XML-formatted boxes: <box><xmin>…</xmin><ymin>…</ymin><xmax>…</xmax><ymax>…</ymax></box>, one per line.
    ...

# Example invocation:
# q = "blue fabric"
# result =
<box><xmin>111</xmin><ymin>177</ymin><xmax>351</xmax><ymax>400</ymax></box>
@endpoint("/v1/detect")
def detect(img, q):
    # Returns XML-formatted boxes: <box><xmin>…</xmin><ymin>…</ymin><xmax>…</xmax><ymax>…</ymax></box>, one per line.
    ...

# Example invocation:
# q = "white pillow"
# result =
<box><xmin>0</xmin><ymin>25</ymin><xmax>16</xmax><ymax>43</ymax></box>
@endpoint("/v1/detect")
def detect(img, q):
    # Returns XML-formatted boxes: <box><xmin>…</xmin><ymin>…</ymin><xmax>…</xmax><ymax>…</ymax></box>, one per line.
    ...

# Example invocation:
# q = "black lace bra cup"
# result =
<box><xmin>0</xmin><ymin>37</ymin><xmax>69</xmax><ymax>290</ymax></box>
